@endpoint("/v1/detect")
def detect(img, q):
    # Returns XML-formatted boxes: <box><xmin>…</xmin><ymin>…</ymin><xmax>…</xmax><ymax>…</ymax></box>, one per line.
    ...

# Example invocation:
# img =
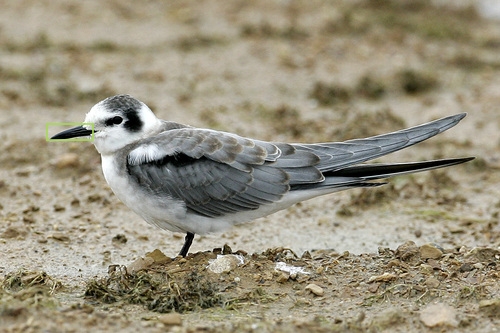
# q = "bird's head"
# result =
<box><xmin>51</xmin><ymin>94</ymin><xmax>162</xmax><ymax>155</ymax></box>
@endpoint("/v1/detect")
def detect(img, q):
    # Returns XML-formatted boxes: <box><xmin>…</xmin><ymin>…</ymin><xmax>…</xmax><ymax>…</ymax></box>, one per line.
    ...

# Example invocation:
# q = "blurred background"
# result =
<box><xmin>0</xmin><ymin>0</ymin><xmax>499</xmax><ymax>279</ymax></box>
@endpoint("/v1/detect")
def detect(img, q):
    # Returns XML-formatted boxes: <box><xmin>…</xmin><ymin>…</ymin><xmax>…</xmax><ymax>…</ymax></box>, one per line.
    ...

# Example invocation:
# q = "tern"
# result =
<box><xmin>51</xmin><ymin>94</ymin><xmax>473</xmax><ymax>257</ymax></box>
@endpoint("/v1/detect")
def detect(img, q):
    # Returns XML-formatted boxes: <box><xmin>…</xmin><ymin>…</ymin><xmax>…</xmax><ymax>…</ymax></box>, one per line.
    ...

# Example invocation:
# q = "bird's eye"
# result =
<box><xmin>106</xmin><ymin>116</ymin><xmax>123</xmax><ymax>126</ymax></box>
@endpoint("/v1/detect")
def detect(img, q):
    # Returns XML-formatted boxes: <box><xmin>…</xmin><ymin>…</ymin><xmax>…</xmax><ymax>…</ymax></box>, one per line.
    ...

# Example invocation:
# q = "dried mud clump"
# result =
<box><xmin>0</xmin><ymin>270</ymin><xmax>62</xmax><ymax>316</ymax></box>
<box><xmin>356</xmin><ymin>75</ymin><xmax>387</xmax><ymax>99</ymax></box>
<box><xmin>397</xmin><ymin>69</ymin><xmax>438</xmax><ymax>95</ymax></box>
<box><xmin>2</xmin><ymin>270</ymin><xmax>61</xmax><ymax>292</ymax></box>
<box><xmin>84</xmin><ymin>266</ymin><xmax>223</xmax><ymax>313</ymax></box>
<box><xmin>309</xmin><ymin>81</ymin><xmax>351</xmax><ymax>106</ymax></box>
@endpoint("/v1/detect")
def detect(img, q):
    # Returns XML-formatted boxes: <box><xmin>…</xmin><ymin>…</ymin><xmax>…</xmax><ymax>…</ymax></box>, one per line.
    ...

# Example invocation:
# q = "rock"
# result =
<box><xmin>275</xmin><ymin>262</ymin><xmax>310</xmax><ymax>276</ymax></box>
<box><xmin>426</xmin><ymin>259</ymin><xmax>441</xmax><ymax>270</ymax></box>
<box><xmin>473</xmin><ymin>263</ymin><xmax>484</xmax><ymax>270</ymax></box>
<box><xmin>87</xmin><ymin>194</ymin><xmax>102</xmax><ymax>202</ymax></box>
<box><xmin>420</xmin><ymin>243</ymin><xmax>443</xmax><ymax>259</ymax></box>
<box><xmin>37</xmin><ymin>236</ymin><xmax>48</xmax><ymax>244</ymax></box>
<box><xmin>127</xmin><ymin>256</ymin><xmax>154</xmax><ymax>273</ymax></box>
<box><xmin>478</xmin><ymin>299</ymin><xmax>500</xmax><ymax>317</ymax></box>
<box><xmin>16</xmin><ymin>167</ymin><xmax>35</xmax><ymax>177</ymax></box>
<box><xmin>158</xmin><ymin>313</ymin><xmax>182</xmax><ymax>326</ymax></box>
<box><xmin>368</xmin><ymin>272</ymin><xmax>397</xmax><ymax>283</ymax></box>
<box><xmin>222</xmin><ymin>244</ymin><xmax>233</xmax><ymax>254</ymax></box>
<box><xmin>420</xmin><ymin>264</ymin><xmax>433</xmax><ymax>275</ymax></box>
<box><xmin>459</xmin><ymin>263</ymin><xmax>474</xmax><ymax>272</ymax></box>
<box><xmin>50</xmin><ymin>232</ymin><xmax>70</xmax><ymax>242</ymax></box>
<box><xmin>276</xmin><ymin>272</ymin><xmax>289</xmax><ymax>283</ymax></box>
<box><xmin>368</xmin><ymin>282</ymin><xmax>380</xmax><ymax>293</ymax></box>
<box><xmin>1</xmin><ymin>226</ymin><xmax>27</xmax><ymax>239</ymax></box>
<box><xmin>465</xmin><ymin>247</ymin><xmax>500</xmax><ymax>262</ymax></box>
<box><xmin>305</xmin><ymin>283</ymin><xmax>324</xmax><ymax>296</ymax></box>
<box><xmin>112</xmin><ymin>234</ymin><xmax>128</xmax><ymax>244</ymax></box>
<box><xmin>53</xmin><ymin>204</ymin><xmax>66</xmax><ymax>212</ymax></box>
<box><xmin>395</xmin><ymin>241</ymin><xmax>420</xmax><ymax>264</ymax></box>
<box><xmin>371</xmin><ymin>308</ymin><xmax>406</xmax><ymax>329</ymax></box>
<box><xmin>420</xmin><ymin>303</ymin><xmax>458</xmax><ymax>327</ymax></box>
<box><xmin>425</xmin><ymin>277</ymin><xmax>440</xmax><ymax>288</ymax></box>
<box><xmin>146</xmin><ymin>249</ymin><xmax>170</xmax><ymax>264</ymax></box>
<box><xmin>207</xmin><ymin>254</ymin><xmax>244</xmax><ymax>274</ymax></box>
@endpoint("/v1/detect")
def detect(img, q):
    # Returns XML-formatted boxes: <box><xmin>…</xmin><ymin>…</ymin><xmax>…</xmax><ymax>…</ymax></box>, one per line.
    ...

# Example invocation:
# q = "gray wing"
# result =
<box><xmin>126</xmin><ymin>128</ymin><xmax>323</xmax><ymax>218</ymax></box>
<box><xmin>126</xmin><ymin>113</ymin><xmax>469</xmax><ymax>217</ymax></box>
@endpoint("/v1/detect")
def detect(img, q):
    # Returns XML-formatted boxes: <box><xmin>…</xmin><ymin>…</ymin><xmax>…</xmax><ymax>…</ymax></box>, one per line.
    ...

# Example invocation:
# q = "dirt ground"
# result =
<box><xmin>1</xmin><ymin>0</ymin><xmax>500</xmax><ymax>332</ymax></box>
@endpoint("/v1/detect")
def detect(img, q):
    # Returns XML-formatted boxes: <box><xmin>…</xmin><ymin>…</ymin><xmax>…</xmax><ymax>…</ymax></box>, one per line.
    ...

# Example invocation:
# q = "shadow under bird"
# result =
<box><xmin>51</xmin><ymin>94</ymin><xmax>474</xmax><ymax>257</ymax></box>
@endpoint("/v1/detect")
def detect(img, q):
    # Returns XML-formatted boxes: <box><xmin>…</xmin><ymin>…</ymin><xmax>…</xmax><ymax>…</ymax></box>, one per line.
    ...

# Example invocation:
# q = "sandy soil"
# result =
<box><xmin>1</xmin><ymin>0</ymin><xmax>500</xmax><ymax>332</ymax></box>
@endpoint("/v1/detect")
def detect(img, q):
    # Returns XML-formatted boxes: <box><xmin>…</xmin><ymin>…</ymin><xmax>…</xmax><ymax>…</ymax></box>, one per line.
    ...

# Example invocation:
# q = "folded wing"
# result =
<box><xmin>126</xmin><ymin>128</ymin><xmax>323</xmax><ymax>217</ymax></box>
<box><xmin>126</xmin><ymin>114</ymin><xmax>472</xmax><ymax>218</ymax></box>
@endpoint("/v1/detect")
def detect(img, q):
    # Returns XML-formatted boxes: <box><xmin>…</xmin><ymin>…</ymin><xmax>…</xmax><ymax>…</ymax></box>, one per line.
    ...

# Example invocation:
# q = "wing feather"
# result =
<box><xmin>125</xmin><ymin>113</ymin><xmax>469</xmax><ymax>219</ymax></box>
<box><xmin>126</xmin><ymin>128</ymin><xmax>320</xmax><ymax>218</ymax></box>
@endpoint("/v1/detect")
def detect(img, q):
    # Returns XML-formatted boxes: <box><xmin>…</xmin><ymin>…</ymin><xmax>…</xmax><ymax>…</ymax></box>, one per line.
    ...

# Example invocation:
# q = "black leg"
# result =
<box><xmin>178</xmin><ymin>232</ymin><xmax>195</xmax><ymax>257</ymax></box>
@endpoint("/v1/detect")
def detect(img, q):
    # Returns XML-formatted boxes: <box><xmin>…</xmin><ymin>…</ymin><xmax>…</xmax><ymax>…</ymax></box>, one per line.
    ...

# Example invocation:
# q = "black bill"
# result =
<box><xmin>51</xmin><ymin>126</ymin><xmax>94</xmax><ymax>140</ymax></box>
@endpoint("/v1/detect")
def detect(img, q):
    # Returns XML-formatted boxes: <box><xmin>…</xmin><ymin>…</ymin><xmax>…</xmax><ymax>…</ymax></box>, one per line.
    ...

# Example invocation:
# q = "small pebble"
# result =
<box><xmin>426</xmin><ymin>259</ymin><xmax>441</xmax><ymax>270</ymax></box>
<box><xmin>368</xmin><ymin>272</ymin><xmax>397</xmax><ymax>283</ymax></box>
<box><xmin>50</xmin><ymin>232</ymin><xmax>70</xmax><ymax>242</ymax></box>
<box><xmin>459</xmin><ymin>263</ymin><xmax>474</xmax><ymax>272</ymax></box>
<box><xmin>158</xmin><ymin>313</ymin><xmax>182</xmax><ymax>326</ymax></box>
<box><xmin>1</xmin><ymin>227</ymin><xmax>27</xmax><ymax>239</ymax></box>
<box><xmin>16</xmin><ymin>167</ymin><xmax>34</xmax><ymax>177</ymax></box>
<box><xmin>395</xmin><ymin>241</ymin><xmax>420</xmax><ymax>264</ymax></box>
<box><xmin>146</xmin><ymin>249</ymin><xmax>169</xmax><ymax>264</ymax></box>
<box><xmin>420</xmin><ymin>303</ymin><xmax>458</xmax><ymax>327</ymax></box>
<box><xmin>425</xmin><ymin>277</ymin><xmax>440</xmax><ymax>288</ymax></box>
<box><xmin>127</xmin><ymin>256</ymin><xmax>154</xmax><ymax>273</ymax></box>
<box><xmin>55</xmin><ymin>153</ymin><xmax>80</xmax><ymax>169</ymax></box>
<box><xmin>276</xmin><ymin>272</ymin><xmax>289</xmax><ymax>283</ymax></box>
<box><xmin>465</xmin><ymin>247</ymin><xmax>498</xmax><ymax>262</ymax></box>
<box><xmin>112</xmin><ymin>234</ymin><xmax>128</xmax><ymax>244</ymax></box>
<box><xmin>207</xmin><ymin>254</ymin><xmax>244</xmax><ymax>274</ymax></box>
<box><xmin>473</xmin><ymin>262</ymin><xmax>484</xmax><ymax>270</ymax></box>
<box><xmin>478</xmin><ymin>299</ymin><xmax>500</xmax><ymax>317</ymax></box>
<box><xmin>368</xmin><ymin>282</ymin><xmax>380</xmax><ymax>293</ymax></box>
<box><xmin>420</xmin><ymin>243</ymin><xmax>443</xmax><ymax>259</ymax></box>
<box><xmin>420</xmin><ymin>264</ymin><xmax>433</xmax><ymax>274</ymax></box>
<box><xmin>53</xmin><ymin>204</ymin><xmax>66</xmax><ymax>212</ymax></box>
<box><xmin>305</xmin><ymin>283</ymin><xmax>324</xmax><ymax>296</ymax></box>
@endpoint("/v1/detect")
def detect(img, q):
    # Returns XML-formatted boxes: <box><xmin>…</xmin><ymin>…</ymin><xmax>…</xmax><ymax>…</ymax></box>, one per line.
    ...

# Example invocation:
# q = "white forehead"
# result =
<box><xmin>84</xmin><ymin>102</ymin><xmax>111</xmax><ymax>123</ymax></box>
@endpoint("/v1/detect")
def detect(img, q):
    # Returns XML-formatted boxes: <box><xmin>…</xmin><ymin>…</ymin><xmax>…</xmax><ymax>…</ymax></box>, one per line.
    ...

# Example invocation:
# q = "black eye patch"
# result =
<box><xmin>123</xmin><ymin>108</ymin><xmax>143</xmax><ymax>132</ymax></box>
<box><xmin>105</xmin><ymin>116</ymin><xmax>123</xmax><ymax>126</ymax></box>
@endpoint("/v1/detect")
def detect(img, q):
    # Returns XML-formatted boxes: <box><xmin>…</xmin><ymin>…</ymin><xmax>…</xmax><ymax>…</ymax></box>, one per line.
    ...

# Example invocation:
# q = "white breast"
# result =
<box><xmin>100</xmin><ymin>154</ymin><xmax>189</xmax><ymax>233</ymax></box>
